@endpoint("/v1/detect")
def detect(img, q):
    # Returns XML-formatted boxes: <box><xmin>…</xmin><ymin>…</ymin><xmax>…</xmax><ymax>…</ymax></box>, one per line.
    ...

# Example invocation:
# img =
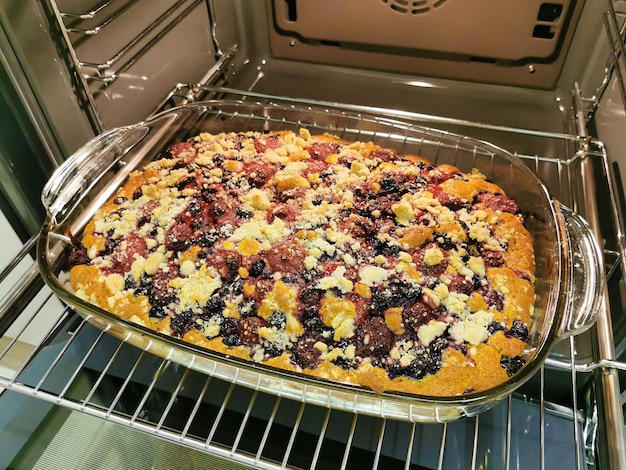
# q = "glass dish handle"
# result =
<box><xmin>554</xmin><ymin>201</ymin><xmax>605</xmax><ymax>340</ymax></box>
<box><xmin>41</xmin><ymin>126</ymin><xmax>146</xmax><ymax>223</ymax></box>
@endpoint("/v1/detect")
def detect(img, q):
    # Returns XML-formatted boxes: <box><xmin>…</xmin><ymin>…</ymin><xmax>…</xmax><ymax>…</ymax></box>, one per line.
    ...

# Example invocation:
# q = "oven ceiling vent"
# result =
<box><xmin>382</xmin><ymin>0</ymin><xmax>448</xmax><ymax>15</ymax></box>
<box><xmin>268</xmin><ymin>0</ymin><xmax>583</xmax><ymax>89</ymax></box>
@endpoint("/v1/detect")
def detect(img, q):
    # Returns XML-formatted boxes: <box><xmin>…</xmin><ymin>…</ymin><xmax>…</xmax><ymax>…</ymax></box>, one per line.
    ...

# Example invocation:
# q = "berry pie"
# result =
<box><xmin>68</xmin><ymin>128</ymin><xmax>535</xmax><ymax>396</ymax></box>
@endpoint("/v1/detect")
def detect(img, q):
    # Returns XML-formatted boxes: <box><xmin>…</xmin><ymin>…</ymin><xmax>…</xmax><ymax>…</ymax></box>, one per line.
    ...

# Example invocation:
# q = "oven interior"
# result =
<box><xmin>1</xmin><ymin>0</ymin><xmax>626</xmax><ymax>468</ymax></box>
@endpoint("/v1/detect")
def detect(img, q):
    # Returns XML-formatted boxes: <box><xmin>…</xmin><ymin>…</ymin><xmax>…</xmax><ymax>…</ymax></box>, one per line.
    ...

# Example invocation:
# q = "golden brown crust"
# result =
<box><xmin>493</xmin><ymin>211</ymin><xmax>535</xmax><ymax>279</ymax></box>
<box><xmin>68</xmin><ymin>129</ymin><xmax>535</xmax><ymax>397</ymax></box>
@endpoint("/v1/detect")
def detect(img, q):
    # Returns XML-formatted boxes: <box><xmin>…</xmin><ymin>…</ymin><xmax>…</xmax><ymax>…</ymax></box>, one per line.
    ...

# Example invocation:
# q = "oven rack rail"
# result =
<box><xmin>1</xmin><ymin>140</ymin><xmax>624</xmax><ymax>469</ymax></box>
<box><xmin>45</xmin><ymin>0</ymin><xmax>222</xmax><ymax>133</ymax></box>
<box><xmin>52</xmin><ymin>0</ymin><xmax>214</xmax><ymax>82</ymax></box>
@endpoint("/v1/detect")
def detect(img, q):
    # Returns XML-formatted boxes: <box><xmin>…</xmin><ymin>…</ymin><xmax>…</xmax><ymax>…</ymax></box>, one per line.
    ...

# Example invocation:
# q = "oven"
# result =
<box><xmin>0</xmin><ymin>0</ymin><xmax>626</xmax><ymax>468</ymax></box>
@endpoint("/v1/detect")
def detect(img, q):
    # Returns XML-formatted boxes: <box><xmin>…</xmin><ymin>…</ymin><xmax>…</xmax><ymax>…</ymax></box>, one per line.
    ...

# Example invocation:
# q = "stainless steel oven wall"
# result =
<box><xmin>1</xmin><ymin>0</ymin><xmax>232</xmax><ymax>157</ymax></box>
<box><xmin>53</xmin><ymin>0</ymin><xmax>219</xmax><ymax>130</ymax></box>
<box><xmin>0</xmin><ymin>0</ymin><xmax>96</xmax><ymax>157</ymax></box>
<box><xmin>0</xmin><ymin>0</ymin><xmax>95</xmax><ymax>236</ymax></box>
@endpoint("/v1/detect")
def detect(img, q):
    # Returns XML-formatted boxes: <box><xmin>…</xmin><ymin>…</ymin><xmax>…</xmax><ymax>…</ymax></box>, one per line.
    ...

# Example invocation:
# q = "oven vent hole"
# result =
<box><xmin>533</xmin><ymin>24</ymin><xmax>556</xmax><ymax>39</ymax></box>
<box><xmin>533</xmin><ymin>3</ymin><xmax>563</xmax><ymax>40</ymax></box>
<box><xmin>381</xmin><ymin>0</ymin><xmax>448</xmax><ymax>15</ymax></box>
<box><xmin>537</xmin><ymin>3</ymin><xmax>563</xmax><ymax>22</ymax></box>
<box><xmin>284</xmin><ymin>0</ymin><xmax>297</xmax><ymax>21</ymax></box>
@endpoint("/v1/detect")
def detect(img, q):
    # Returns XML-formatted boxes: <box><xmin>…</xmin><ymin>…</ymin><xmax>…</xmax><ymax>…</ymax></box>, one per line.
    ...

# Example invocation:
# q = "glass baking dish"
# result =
<box><xmin>37</xmin><ymin>101</ymin><xmax>604</xmax><ymax>423</ymax></box>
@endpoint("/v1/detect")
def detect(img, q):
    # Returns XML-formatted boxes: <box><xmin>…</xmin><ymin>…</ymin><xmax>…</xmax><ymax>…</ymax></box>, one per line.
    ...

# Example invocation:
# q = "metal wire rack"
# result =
<box><xmin>0</xmin><ymin>258</ymin><xmax>600</xmax><ymax>470</ymax></box>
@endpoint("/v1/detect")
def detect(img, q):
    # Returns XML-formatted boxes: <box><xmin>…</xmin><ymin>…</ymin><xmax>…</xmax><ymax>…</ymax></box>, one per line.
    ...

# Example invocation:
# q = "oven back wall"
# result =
<box><xmin>267</xmin><ymin>0</ymin><xmax>586</xmax><ymax>89</ymax></box>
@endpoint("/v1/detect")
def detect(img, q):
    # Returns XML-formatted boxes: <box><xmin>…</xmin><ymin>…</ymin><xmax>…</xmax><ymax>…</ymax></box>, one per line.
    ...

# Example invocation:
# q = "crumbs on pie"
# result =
<box><xmin>68</xmin><ymin>128</ymin><xmax>535</xmax><ymax>396</ymax></box>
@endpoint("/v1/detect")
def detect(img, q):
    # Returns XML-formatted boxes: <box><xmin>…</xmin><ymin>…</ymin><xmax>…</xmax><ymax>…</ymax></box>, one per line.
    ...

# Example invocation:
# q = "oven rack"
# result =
<box><xmin>51</xmin><ymin>0</ymin><xmax>214</xmax><ymax>79</ymax></box>
<box><xmin>45</xmin><ymin>0</ymin><xmax>222</xmax><ymax>133</ymax></box>
<box><xmin>1</xmin><ymin>137</ymin><xmax>624</xmax><ymax>469</ymax></box>
<box><xmin>0</xmin><ymin>252</ymin><xmax>611</xmax><ymax>469</ymax></box>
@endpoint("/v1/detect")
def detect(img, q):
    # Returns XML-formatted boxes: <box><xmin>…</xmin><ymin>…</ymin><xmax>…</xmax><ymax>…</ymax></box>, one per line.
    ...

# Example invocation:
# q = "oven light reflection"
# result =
<box><xmin>404</xmin><ymin>80</ymin><xmax>438</xmax><ymax>88</ymax></box>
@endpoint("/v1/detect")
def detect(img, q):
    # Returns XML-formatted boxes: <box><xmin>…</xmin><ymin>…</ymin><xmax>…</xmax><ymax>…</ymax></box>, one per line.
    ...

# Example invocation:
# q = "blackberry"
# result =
<box><xmin>405</xmin><ymin>353</ymin><xmax>442</xmax><ymax>380</ymax></box>
<box><xmin>332</xmin><ymin>356</ymin><xmax>357</xmax><ymax>370</ymax></box>
<box><xmin>187</xmin><ymin>200</ymin><xmax>202</xmax><ymax>217</ymax></box>
<box><xmin>147</xmin><ymin>287</ymin><xmax>174</xmax><ymax>311</ymax></box>
<box><xmin>301</xmin><ymin>268</ymin><xmax>318</xmax><ymax>284</ymax></box>
<box><xmin>190</xmin><ymin>219</ymin><xmax>206</xmax><ymax>231</ymax></box>
<box><xmin>371</xmin><ymin>282</ymin><xmax>421</xmax><ymax>313</ymax></box>
<box><xmin>248</xmin><ymin>259</ymin><xmax>265</xmax><ymax>277</ymax></box>
<box><xmin>211</xmin><ymin>199</ymin><xmax>227</xmax><ymax>218</ymax></box>
<box><xmin>291</xmin><ymin>335</ymin><xmax>322</xmax><ymax>369</ymax></box>
<box><xmin>268</xmin><ymin>310</ymin><xmax>287</xmax><ymax>329</ymax></box>
<box><xmin>263</xmin><ymin>342</ymin><xmax>284</xmax><ymax>359</ymax></box>
<box><xmin>199</xmin><ymin>186</ymin><xmax>217</xmax><ymax>203</ymax></box>
<box><xmin>136</xmin><ymin>212</ymin><xmax>152</xmax><ymax>227</ymax></box>
<box><xmin>507</xmin><ymin>319</ymin><xmax>529</xmax><ymax>342</ymax></box>
<box><xmin>236</xmin><ymin>207</ymin><xmax>253</xmax><ymax>218</ymax></box>
<box><xmin>434</xmin><ymin>234</ymin><xmax>457</xmax><ymax>250</ymax></box>
<box><xmin>302</xmin><ymin>314</ymin><xmax>333</xmax><ymax>341</ymax></box>
<box><xmin>379</xmin><ymin>177</ymin><xmax>408</xmax><ymax>197</ymax></box>
<box><xmin>481</xmin><ymin>287</ymin><xmax>505</xmax><ymax>311</ymax></box>
<box><xmin>224</xmin><ymin>252</ymin><xmax>241</xmax><ymax>273</ymax></box>
<box><xmin>220</xmin><ymin>318</ymin><xmax>241</xmax><ymax>346</ymax></box>
<box><xmin>430</xmin><ymin>336</ymin><xmax>449</xmax><ymax>353</ymax></box>
<box><xmin>229</xmin><ymin>278</ymin><xmax>244</xmax><ymax>295</ymax></box>
<box><xmin>372</xmin><ymin>238</ymin><xmax>401</xmax><ymax>257</ymax></box>
<box><xmin>500</xmin><ymin>355</ymin><xmax>525</xmax><ymax>376</ymax></box>
<box><xmin>126</xmin><ymin>275</ymin><xmax>150</xmax><ymax>298</ymax></box>
<box><xmin>386</xmin><ymin>346</ymin><xmax>443</xmax><ymax>380</ymax></box>
<box><xmin>148</xmin><ymin>305</ymin><xmax>168</xmax><ymax>320</ymax></box>
<box><xmin>197</xmin><ymin>231</ymin><xmax>218</xmax><ymax>248</ymax></box>
<box><xmin>298</xmin><ymin>287</ymin><xmax>324</xmax><ymax>308</ymax></box>
<box><xmin>101</xmin><ymin>231</ymin><xmax>118</xmax><ymax>256</ymax></box>
<box><xmin>124</xmin><ymin>276</ymin><xmax>138</xmax><ymax>291</ymax></box>
<box><xmin>352</xmin><ymin>187</ymin><xmax>368</xmax><ymax>200</ymax></box>
<box><xmin>282</xmin><ymin>275</ymin><xmax>299</xmax><ymax>284</ymax></box>
<box><xmin>203</xmin><ymin>296</ymin><xmax>226</xmax><ymax>316</ymax></box>
<box><xmin>175</xmin><ymin>175</ymin><xmax>195</xmax><ymax>191</ymax></box>
<box><xmin>405</xmin><ymin>175</ymin><xmax>428</xmax><ymax>191</ymax></box>
<box><xmin>487</xmin><ymin>321</ymin><xmax>506</xmax><ymax>335</ymax></box>
<box><xmin>170</xmin><ymin>310</ymin><xmax>195</xmax><ymax>337</ymax></box>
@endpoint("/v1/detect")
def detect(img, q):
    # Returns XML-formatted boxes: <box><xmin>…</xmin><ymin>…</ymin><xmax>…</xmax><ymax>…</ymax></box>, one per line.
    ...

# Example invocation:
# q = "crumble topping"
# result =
<box><xmin>68</xmin><ymin>129</ymin><xmax>535</xmax><ymax>396</ymax></box>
